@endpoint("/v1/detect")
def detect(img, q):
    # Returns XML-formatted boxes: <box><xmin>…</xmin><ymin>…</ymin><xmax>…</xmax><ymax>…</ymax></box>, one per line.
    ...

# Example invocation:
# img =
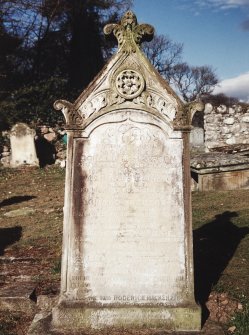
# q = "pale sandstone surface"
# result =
<box><xmin>29</xmin><ymin>11</ymin><xmax>201</xmax><ymax>334</ymax></box>
<box><xmin>10</xmin><ymin>123</ymin><xmax>39</xmax><ymax>167</ymax></box>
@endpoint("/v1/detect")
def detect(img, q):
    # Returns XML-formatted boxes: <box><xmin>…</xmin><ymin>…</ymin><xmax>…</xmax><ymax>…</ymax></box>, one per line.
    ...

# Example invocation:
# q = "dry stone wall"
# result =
<box><xmin>2</xmin><ymin>103</ymin><xmax>248</xmax><ymax>166</ymax></box>
<box><xmin>204</xmin><ymin>103</ymin><xmax>249</xmax><ymax>150</ymax></box>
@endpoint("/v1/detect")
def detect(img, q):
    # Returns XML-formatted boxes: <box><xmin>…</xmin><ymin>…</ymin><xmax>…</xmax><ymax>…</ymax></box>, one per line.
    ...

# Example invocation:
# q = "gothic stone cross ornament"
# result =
<box><xmin>104</xmin><ymin>11</ymin><xmax>154</xmax><ymax>53</ymax></box>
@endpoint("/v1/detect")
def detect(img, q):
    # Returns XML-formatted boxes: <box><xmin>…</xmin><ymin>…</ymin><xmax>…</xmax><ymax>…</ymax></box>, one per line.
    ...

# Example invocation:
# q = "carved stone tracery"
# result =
<box><xmin>115</xmin><ymin>69</ymin><xmax>145</xmax><ymax>99</ymax></box>
<box><xmin>104</xmin><ymin>71</ymin><xmax>178</xmax><ymax>122</ymax></box>
<box><xmin>79</xmin><ymin>93</ymin><xmax>107</xmax><ymax>119</ymax></box>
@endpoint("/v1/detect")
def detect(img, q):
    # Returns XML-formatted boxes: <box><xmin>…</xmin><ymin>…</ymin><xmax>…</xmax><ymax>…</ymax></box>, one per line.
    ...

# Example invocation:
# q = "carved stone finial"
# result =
<box><xmin>54</xmin><ymin>99</ymin><xmax>85</xmax><ymax>128</ymax></box>
<box><xmin>104</xmin><ymin>11</ymin><xmax>154</xmax><ymax>53</ymax></box>
<box><xmin>173</xmin><ymin>101</ymin><xmax>205</xmax><ymax>130</ymax></box>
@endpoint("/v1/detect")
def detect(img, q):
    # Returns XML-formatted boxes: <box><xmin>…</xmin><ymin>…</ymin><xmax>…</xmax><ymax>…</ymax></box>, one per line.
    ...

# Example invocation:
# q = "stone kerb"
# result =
<box><xmin>204</xmin><ymin>103</ymin><xmax>249</xmax><ymax>150</ymax></box>
<box><xmin>9</xmin><ymin>123</ymin><xmax>39</xmax><ymax>168</ymax></box>
<box><xmin>29</xmin><ymin>10</ymin><xmax>203</xmax><ymax>334</ymax></box>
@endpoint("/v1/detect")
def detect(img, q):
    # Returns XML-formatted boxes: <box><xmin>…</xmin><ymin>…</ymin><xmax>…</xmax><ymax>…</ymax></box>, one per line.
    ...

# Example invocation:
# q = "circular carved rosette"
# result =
<box><xmin>115</xmin><ymin>69</ymin><xmax>145</xmax><ymax>99</ymax></box>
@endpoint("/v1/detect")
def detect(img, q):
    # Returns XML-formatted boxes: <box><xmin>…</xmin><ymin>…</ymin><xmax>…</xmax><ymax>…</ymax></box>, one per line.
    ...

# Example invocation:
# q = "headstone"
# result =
<box><xmin>190</xmin><ymin>127</ymin><xmax>204</xmax><ymax>147</ymax></box>
<box><xmin>40</xmin><ymin>11</ymin><xmax>202</xmax><ymax>333</ymax></box>
<box><xmin>10</xmin><ymin>123</ymin><xmax>39</xmax><ymax>167</ymax></box>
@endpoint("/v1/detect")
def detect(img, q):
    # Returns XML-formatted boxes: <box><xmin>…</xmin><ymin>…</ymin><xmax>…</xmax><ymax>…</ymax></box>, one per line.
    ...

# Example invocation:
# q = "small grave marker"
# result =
<box><xmin>10</xmin><ymin>123</ymin><xmax>38</xmax><ymax>168</ymax></box>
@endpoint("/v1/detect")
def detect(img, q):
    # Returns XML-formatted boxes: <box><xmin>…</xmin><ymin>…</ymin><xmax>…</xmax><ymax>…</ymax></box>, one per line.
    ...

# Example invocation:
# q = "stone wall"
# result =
<box><xmin>3</xmin><ymin>103</ymin><xmax>249</xmax><ymax>166</ymax></box>
<box><xmin>204</xmin><ymin>103</ymin><xmax>249</xmax><ymax>150</ymax></box>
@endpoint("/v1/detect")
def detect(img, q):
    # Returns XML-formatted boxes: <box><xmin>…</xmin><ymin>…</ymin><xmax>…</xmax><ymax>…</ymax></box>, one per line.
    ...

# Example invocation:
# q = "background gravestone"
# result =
<box><xmin>44</xmin><ymin>11</ymin><xmax>202</xmax><ymax>334</ymax></box>
<box><xmin>10</xmin><ymin>123</ymin><xmax>39</xmax><ymax>168</ymax></box>
<box><xmin>190</xmin><ymin>127</ymin><xmax>204</xmax><ymax>148</ymax></box>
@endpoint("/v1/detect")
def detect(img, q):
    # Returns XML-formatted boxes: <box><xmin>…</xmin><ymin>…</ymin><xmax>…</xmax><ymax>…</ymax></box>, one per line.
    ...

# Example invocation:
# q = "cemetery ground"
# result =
<box><xmin>0</xmin><ymin>166</ymin><xmax>249</xmax><ymax>335</ymax></box>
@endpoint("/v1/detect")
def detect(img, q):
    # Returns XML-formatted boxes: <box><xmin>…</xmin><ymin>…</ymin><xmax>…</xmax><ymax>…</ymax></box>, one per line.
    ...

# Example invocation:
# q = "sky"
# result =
<box><xmin>132</xmin><ymin>0</ymin><xmax>249</xmax><ymax>102</ymax></box>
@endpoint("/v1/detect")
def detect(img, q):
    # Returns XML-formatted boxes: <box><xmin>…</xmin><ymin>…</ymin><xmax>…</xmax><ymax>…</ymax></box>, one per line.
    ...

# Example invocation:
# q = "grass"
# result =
<box><xmin>51</xmin><ymin>259</ymin><xmax>61</xmax><ymax>274</ymax></box>
<box><xmin>192</xmin><ymin>190</ymin><xmax>249</xmax><ymax>300</ymax></box>
<box><xmin>0</xmin><ymin>311</ymin><xmax>27</xmax><ymax>335</ymax></box>
<box><xmin>0</xmin><ymin>166</ymin><xmax>249</xmax><ymax>334</ymax></box>
<box><xmin>229</xmin><ymin>303</ymin><xmax>249</xmax><ymax>335</ymax></box>
<box><xmin>192</xmin><ymin>190</ymin><xmax>249</xmax><ymax>335</ymax></box>
<box><xmin>0</xmin><ymin>166</ymin><xmax>64</xmax><ymax>257</ymax></box>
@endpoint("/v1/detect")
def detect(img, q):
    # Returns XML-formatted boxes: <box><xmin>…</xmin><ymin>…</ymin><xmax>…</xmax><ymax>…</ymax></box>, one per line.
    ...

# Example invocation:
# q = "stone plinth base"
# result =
<box><xmin>51</xmin><ymin>305</ymin><xmax>201</xmax><ymax>332</ymax></box>
<box><xmin>28</xmin><ymin>312</ymin><xmax>226</xmax><ymax>335</ymax></box>
<box><xmin>27</xmin><ymin>298</ymin><xmax>225</xmax><ymax>335</ymax></box>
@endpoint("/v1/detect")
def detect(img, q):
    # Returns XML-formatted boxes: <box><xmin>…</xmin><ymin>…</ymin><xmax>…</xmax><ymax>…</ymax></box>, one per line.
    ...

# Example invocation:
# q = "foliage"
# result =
<box><xmin>0</xmin><ymin>0</ymin><xmax>132</xmax><ymax>128</ymax></box>
<box><xmin>0</xmin><ymin>77</ymin><xmax>68</xmax><ymax>126</ymax></box>
<box><xmin>0</xmin><ymin>0</ymin><xmax>132</xmax><ymax>86</ymax></box>
<box><xmin>0</xmin><ymin>16</ymin><xmax>23</xmax><ymax>97</ymax></box>
<box><xmin>0</xmin><ymin>0</ymin><xmax>220</xmax><ymax>127</ymax></box>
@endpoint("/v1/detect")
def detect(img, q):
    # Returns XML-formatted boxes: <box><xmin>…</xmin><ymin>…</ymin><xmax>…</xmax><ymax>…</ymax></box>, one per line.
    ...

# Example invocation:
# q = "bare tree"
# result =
<box><xmin>0</xmin><ymin>0</ymin><xmax>133</xmax><ymax>87</ymax></box>
<box><xmin>201</xmin><ymin>93</ymin><xmax>239</xmax><ymax>107</ymax></box>
<box><xmin>142</xmin><ymin>34</ymin><xmax>183</xmax><ymax>82</ymax></box>
<box><xmin>143</xmin><ymin>33</ymin><xmax>219</xmax><ymax>102</ymax></box>
<box><xmin>171</xmin><ymin>64</ymin><xmax>218</xmax><ymax>102</ymax></box>
<box><xmin>0</xmin><ymin>0</ymin><xmax>133</xmax><ymax>126</ymax></box>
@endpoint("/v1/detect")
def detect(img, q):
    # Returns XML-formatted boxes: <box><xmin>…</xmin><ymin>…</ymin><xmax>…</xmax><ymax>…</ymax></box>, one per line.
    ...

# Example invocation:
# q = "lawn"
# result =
<box><xmin>0</xmin><ymin>166</ymin><xmax>248</xmax><ymax>334</ymax></box>
<box><xmin>193</xmin><ymin>190</ymin><xmax>249</xmax><ymax>334</ymax></box>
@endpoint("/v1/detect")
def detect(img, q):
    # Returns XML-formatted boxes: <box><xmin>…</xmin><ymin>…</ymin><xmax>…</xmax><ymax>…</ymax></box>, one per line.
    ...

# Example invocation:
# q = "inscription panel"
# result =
<box><xmin>68</xmin><ymin>118</ymin><xmax>186</xmax><ymax>305</ymax></box>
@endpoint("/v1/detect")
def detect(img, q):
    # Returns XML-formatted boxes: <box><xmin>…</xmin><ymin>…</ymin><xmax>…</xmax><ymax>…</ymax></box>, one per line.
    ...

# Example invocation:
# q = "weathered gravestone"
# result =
<box><xmin>51</xmin><ymin>11</ymin><xmax>202</xmax><ymax>333</ymax></box>
<box><xmin>10</xmin><ymin>123</ymin><xmax>39</xmax><ymax>168</ymax></box>
<box><xmin>190</xmin><ymin>127</ymin><xmax>204</xmax><ymax>148</ymax></box>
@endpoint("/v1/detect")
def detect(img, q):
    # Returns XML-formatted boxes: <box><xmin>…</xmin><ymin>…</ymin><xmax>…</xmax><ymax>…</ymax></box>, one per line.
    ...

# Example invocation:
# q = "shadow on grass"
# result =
<box><xmin>0</xmin><ymin>226</ymin><xmax>22</xmax><ymax>255</ymax></box>
<box><xmin>194</xmin><ymin>211</ymin><xmax>249</xmax><ymax>321</ymax></box>
<box><xmin>0</xmin><ymin>196</ymin><xmax>36</xmax><ymax>208</ymax></box>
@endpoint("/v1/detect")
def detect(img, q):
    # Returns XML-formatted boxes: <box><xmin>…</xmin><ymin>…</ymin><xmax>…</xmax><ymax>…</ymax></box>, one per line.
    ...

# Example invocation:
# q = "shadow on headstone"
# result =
<box><xmin>35</xmin><ymin>137</ymin><xmax>56</xmax><ymax>167</ymax></box>
<box><xmin>0</xmin><ymin>226</ymin><xmax>22</xmax><ymax>255</ymax></box>
<box><xmin>0</xmin><ymin>195</ymin><xmax>36</xmax><ymax>208</ymax></box>
<box><xmin>194</xmin><ymin>211</ymin><xmax>249</xmax><ymax>320</ymax></box>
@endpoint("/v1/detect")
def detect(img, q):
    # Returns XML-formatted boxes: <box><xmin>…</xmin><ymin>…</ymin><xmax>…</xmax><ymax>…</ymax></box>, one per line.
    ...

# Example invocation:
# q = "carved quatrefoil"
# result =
<box><xmin>115</xmin><ymin>69</ymin><xmax>145</xmax><ymax>99</ymax></box>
